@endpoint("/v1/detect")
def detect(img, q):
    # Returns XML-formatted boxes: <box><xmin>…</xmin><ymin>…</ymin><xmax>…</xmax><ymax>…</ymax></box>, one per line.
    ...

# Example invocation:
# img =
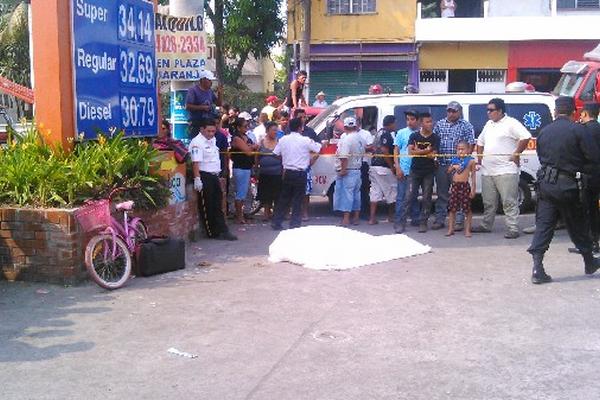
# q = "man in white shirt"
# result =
<box><xmin>472</xmin><ymin>98</ymin><xmax>531</xmax><ymax>238</ymax></box>
<box><xmin>271</xmin><ymin>117</ymin><xmax>322</xmax><ymax>230</ymax></box>
<box><xmin>334</xmin><ymin>117</ymin><xmax>367</xmax><ymax>226</ymax></box>
<box><xmin>190</xmin><ymin>119</ymin><xmax>238</xmax><ymax>241</ymax></box>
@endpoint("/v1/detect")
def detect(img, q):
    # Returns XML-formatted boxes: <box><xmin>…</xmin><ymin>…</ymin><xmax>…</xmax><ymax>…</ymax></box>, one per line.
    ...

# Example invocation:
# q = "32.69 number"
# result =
<box><xmin>119</xmin><ymin>49</ymin><xmax>154</xmax><ymax>85</ymax></box>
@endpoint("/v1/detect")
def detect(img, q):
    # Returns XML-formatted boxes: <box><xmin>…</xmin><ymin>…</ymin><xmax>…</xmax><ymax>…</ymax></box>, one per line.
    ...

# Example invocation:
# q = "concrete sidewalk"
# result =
<box><xmin>2</xmin><ymin>214</ymin><xmax>600</xmax><ymax>400</ymax></box>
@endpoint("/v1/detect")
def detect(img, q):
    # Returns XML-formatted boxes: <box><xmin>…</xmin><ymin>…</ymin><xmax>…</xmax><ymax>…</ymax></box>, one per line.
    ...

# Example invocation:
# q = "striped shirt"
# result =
<box><xmin>432</xmin><ymin>118</ymin><xmax>475</xmax><ymax>165</ymax></box>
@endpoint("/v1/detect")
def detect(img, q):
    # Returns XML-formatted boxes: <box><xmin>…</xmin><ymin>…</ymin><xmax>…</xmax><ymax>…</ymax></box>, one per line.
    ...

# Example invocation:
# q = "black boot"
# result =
<box><xmin>531</xmin><ymin>253</ymin><xmax>552</xmax><ymax>284</ymax></box>
<box><xmin>583</xmin><ymin>252</ymin><xmax>600</xmax><ymax>275</ymax></box>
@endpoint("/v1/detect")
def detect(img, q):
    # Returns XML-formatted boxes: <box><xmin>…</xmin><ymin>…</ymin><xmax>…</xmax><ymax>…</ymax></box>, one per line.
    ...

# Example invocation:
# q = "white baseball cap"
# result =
<box><xmin>239</xmin><ymin>111</ymin><xmax>253</xmax><ymax>121</ymax></box>
<box><xmin>199</xmin><ymin>70</ymin><xmax>216</xmax><ymax>81</ymax></box>
<box><xmin>343</xmin><ymin>116</ymin><xmax>357</xmax><ymax>127</ymax></box>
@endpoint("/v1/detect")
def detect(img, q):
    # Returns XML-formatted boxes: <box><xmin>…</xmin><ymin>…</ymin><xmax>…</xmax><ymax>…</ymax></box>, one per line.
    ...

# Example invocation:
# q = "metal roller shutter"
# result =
<box><xmin>309</xmin><ymin>70</ymin><xmax>408</xmax><ymax>99</ymax></box>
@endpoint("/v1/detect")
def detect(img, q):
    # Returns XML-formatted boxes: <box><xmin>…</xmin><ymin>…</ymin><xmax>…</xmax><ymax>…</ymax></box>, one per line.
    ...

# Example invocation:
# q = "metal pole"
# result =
<box><xmin>169</xmin><ymin>0</ymin><xmax>205</xmax><ymax>143</ymax></box>
<box><xmin>299</xmin><ymin>0</ymin><xmax>311</xmax><ymax>101</ymax></box>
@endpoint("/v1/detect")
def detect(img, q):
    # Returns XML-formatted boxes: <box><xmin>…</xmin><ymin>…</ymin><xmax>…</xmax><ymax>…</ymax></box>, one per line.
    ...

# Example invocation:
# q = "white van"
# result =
<box><xmin>307</xmin><ymin>92</ymin><xmax>556</xmax><ymax>211</ymax></box>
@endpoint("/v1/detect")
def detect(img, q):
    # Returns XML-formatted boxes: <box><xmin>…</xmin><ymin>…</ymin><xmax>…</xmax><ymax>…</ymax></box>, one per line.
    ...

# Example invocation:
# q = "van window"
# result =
<box><xmin>468</xmin><ymin>103</ymin><xmax>552</xmax><ymax>138</ymax></box>
<box><xmin>394</xmin><ymin>105</ymin><xmax>447</xmax><ymax>130</ymax></box>
<box><xmin>331</xmin><ymin>106</ymin><xmax>378</xmax><ymax>138</ymax></box>
<box><xmin>580</xmin><ymin>74</ymin><xmax>596</xmax><ymax>102</ymax></box>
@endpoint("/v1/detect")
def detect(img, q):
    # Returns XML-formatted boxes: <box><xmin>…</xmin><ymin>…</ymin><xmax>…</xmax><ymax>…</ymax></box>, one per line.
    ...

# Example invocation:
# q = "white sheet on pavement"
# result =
<box><xmin>268</xmin><ymin>225</ymin><xmax>431</xmax><ymax>271</ymax></box>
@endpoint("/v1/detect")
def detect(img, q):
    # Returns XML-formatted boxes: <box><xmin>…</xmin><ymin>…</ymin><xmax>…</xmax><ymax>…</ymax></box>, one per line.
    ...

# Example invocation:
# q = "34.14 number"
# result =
<box><xmin>121</xmin><ymin>96</ymin><xmax>155</xmax><ymax>129</ymax></box>
<box><xmin>118</xmin><ymin>4</ymin><xmax>153</xmax><ymax>44</ymax></box>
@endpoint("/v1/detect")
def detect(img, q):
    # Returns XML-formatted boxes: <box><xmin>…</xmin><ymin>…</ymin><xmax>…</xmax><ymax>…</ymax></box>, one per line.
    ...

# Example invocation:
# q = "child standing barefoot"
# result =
<box><xmin>446</xmin><ymin>141</ymin><xmax>477</xmax><ymax>237</ymax></box>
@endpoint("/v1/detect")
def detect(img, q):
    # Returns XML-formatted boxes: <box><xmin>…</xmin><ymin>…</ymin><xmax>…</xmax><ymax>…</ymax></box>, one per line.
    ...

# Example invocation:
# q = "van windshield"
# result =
<box><xmin>552</xmin><ymin>73</ymin><xmax>585</xmax><ymax>97</ymax></box>
<box><xmin>308</xmin><ymin>104</ymin><xmax>340</xmax><ymax>130</ymax></box>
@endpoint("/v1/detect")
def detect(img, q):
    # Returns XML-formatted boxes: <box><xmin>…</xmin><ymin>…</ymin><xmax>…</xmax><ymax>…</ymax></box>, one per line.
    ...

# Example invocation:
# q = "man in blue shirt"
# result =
<box><xmin>185</xmin><ymin>70</ymin><xmax>223</xmax><ymax>139</ymax></box>
<box><xmin>432</xmin><ymin>101</ymin><xmax>475</xmax><ymax>231</ymax></box>
<box><xmin>393</xmin><ymin>110</ymin><xmax>421</xmax><ymax>233</ymax></box>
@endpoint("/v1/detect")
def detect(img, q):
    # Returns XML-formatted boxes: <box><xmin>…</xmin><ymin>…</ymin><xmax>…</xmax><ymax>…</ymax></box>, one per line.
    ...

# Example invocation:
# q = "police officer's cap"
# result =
<box><xmin>555</xmin><ymin>96</ymin><xmax>575</xmax><ymax>114</ymax></box>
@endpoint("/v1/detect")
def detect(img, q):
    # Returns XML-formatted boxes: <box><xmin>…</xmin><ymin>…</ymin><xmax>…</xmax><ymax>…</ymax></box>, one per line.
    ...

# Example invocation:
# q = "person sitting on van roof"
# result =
<box><xmin>431</xmin><ymin>101</ymin><xmax>476</xmax><ymax>231</ymax></box>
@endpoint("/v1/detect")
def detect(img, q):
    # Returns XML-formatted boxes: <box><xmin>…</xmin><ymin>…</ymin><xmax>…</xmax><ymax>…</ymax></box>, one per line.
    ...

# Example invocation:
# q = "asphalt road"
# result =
<box><xmin>2</xmin><ymin>202</ymin><xmax>600</xmax><ymax>400</ymax></box>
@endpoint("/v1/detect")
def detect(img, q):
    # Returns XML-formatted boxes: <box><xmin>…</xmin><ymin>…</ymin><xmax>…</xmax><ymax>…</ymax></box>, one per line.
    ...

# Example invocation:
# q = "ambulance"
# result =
<box><xmin>307</xmin><ymin>92</ymin><xmax>556</xmax><ymax>212</ymax></box>
<box><xmin>553</xmin><ymin>43</ymin><xmax>600</xmax><ymax>115</ymax></box>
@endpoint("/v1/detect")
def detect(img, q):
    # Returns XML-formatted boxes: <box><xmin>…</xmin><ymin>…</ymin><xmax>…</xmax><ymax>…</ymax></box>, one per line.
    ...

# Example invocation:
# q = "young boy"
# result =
<box><xmin>446</xmin><ymin>140</ymin><xmax>477</xmax><ymax>237</ymax></box>
<box><xmin>407</xmin><ymin>112</ymin><xmax>439</xmax><ymax>233</ymax></box>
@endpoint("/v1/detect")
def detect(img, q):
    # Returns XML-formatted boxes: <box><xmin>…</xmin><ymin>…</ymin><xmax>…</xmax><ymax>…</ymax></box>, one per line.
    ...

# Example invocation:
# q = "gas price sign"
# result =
<box><xmin>72</xmin><ymin>0</ymin><xmax>158</xmax><ymax>139</ymax></box>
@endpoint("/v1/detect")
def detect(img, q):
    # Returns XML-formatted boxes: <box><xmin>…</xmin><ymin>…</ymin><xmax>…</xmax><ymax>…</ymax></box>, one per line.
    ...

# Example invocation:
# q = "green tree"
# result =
<box><xmin>0</xmin><ymin>1</ymin><xmax>30</xmax><ymax>117</ymax></box>
<box><xmin>206</xmin><ymin>0</ymin><xmax>284</xmax><ymax>86</ymax></box>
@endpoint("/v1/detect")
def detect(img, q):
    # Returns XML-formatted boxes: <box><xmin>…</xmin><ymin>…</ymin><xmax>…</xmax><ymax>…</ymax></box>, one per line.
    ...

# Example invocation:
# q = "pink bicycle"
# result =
<box><xmin>74</xmin><ymin>189</ymin><xmax>148</xmax><ymax>289</ymax></box>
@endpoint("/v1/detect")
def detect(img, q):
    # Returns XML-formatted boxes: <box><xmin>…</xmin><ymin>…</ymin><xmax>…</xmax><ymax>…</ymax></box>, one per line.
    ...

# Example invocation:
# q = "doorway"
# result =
<box><xmin>448</xmin><ymin>70</ymin><xmax>476</xmax><ymax>92</ymax></box>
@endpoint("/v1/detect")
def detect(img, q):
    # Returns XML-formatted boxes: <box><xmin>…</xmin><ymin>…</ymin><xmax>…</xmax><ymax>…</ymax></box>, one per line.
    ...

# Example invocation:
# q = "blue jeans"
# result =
<box><xmin>334</xmin><ymin>170</ymin><xmax>362</xmax><ymax>212</ymax></box>
<box><xmin>395</xmin><ymin>175</ymin><xmax>420</xmax><ymax>226</ymax></box>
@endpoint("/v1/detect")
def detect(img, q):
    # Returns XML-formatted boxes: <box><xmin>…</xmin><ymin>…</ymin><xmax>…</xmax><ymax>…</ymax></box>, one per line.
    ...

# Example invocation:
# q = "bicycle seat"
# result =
<box><xmin>115</xmin><ymin>200</ymin><xmax>134</xmax><ymax>211</ymax></box>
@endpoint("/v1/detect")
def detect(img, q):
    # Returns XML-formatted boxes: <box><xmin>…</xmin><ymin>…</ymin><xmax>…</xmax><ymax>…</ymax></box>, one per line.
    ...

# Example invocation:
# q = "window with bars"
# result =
<box><xmin>477</xmin><ymin>70</ymin><xmax>506</xmax><ymax>83</ymax></box>
<box><xmin>557</xmin><ymin>0</ymin><xmax>600</xmax><ymax>9</ymax></box>
<box><xmin>327</xmin><ymin>0</ymin><xmax>376</xmax><ymax>15</ymax></box>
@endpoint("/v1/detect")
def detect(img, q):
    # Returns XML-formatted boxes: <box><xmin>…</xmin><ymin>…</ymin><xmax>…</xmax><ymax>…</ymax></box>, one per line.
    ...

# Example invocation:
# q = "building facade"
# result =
<box><xmin>287</xmin><ymin>0</ymin><xmax>418</xmax><ymax>99</ymax></box>
<box><xmin>416</xmin><ymin>0</ymin><xmax>600</xmax><ymax>93</ymax></box>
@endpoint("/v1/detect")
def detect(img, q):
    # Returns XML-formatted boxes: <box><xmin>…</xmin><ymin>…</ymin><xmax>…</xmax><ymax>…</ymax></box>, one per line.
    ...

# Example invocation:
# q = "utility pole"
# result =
<box><xmin>299</xmin><ymin>0</ymin><xmax>311</xmax><ymax>100</ymax></box>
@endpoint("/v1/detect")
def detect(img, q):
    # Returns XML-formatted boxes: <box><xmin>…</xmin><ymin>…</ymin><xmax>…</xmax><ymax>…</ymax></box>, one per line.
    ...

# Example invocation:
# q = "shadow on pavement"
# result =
<box><xmin>0</xmin><ymin>284</ymin><xmax>113</xmax><ymax>363</ymax></box>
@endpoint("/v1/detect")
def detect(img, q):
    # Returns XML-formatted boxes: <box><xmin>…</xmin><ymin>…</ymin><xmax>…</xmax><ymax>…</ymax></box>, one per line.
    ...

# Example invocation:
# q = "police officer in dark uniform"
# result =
<box><xmin>581</xmin><ymin>103</ymin><xmax>600</xmax><ymax>252</ymax></box>
<box><xmin>528</xmin><ymin>96</ymin><xmax>600</xmax><ymax>284</ymax></box>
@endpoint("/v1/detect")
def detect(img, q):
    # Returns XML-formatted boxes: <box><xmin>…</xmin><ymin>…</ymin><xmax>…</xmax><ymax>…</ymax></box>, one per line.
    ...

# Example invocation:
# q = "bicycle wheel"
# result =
<box><xmin>131</xmin><ymin>220</ymin><xmax>148</xmax><ymax>245</ymax></box>
<box><xmin>85</xmin><ymin>234</ymin><xmax>132</xmax><ymax>290</ymax></box>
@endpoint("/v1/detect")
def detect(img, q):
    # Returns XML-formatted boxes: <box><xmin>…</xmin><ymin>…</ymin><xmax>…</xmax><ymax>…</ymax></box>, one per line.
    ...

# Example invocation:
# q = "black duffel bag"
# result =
<box><xmin>135</xmin><ymin>237</ymin><xmax>185</xmax><ymax>277</ymax></box>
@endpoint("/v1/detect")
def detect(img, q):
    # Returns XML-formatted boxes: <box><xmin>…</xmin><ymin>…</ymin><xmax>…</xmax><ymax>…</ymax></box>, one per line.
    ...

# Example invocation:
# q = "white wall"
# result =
<box><xmin>488</xmin><ymin>0</ymin><xmax>551</xmax><ymax>16</ymax></box>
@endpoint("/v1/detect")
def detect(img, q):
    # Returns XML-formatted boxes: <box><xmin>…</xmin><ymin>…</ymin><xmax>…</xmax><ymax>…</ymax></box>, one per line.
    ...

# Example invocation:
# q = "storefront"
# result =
<box><xmin>507</xmin><ymin>40</ymin><xmax>598</xmax><ymax>92</ymax></box>
<box><xmin>418</xmin><ymin>42</ymin><xmax>509</xmax><ymax>93</ymax></box>
<box><xmin>308</xmin><ymin>43</ymin><xmax>418</xmax><ymax>99</ymax></box>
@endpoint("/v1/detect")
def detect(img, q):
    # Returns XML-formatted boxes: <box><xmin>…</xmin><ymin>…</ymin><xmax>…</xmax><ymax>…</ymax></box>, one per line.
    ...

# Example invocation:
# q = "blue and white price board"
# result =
<box><xmin>72</xmin><ymin>0</ymin><xmax>158</xmax><ymax>139</ymax></box>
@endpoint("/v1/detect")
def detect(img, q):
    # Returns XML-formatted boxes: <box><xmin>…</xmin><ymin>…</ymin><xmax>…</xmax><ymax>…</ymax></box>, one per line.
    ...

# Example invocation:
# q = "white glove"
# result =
<box><xmin>194</xmin><ymin>177</ymin><xmax>203</xmax><ymax>192</ymax></box>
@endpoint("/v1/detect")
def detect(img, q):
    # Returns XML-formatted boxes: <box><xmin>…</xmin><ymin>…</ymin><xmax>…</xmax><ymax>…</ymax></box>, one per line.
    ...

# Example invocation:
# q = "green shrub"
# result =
<box><xmin>0</xmin><ymin>122</ymin><xmax>171</xmax><ymax>209</ymax></box>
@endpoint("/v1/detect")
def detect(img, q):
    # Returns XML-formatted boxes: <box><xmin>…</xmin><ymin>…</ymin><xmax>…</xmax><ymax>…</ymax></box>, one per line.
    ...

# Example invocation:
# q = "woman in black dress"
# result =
<box><xmin>256</xmin><ymin>122</ymin><xmax>283</xmax><ymax>220</ymax></box>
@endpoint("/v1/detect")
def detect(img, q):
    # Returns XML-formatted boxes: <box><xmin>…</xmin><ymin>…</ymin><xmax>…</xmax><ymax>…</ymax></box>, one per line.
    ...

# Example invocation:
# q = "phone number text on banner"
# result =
<box><xmin>155</xmin><ymin>13</ymin><xmax>207</xmax><ymax>81</ymax></box>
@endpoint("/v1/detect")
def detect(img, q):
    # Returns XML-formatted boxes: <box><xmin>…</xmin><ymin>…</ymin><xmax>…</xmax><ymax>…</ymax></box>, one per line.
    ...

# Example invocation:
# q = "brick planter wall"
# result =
<box><xmin>0</xmin><ymin>185</ymin><xmax>199</xmax><ymax>284</ymax></box>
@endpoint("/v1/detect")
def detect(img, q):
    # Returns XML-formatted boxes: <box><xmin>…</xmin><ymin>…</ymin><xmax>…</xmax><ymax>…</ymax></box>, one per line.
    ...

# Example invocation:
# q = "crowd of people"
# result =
<box><xmin>173</xmin><ymin>69</ymin><xmax>600</xmax><ymax>284</ymax></box>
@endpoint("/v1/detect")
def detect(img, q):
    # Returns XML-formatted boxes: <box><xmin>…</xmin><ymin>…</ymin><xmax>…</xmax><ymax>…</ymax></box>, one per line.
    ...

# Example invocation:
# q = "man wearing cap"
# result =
<box><xmin>313</xmin><ymin>92</ymin><xmax>328</xmax><ymax>108</ymax></box>
<box><xmin>472</xmin><ymin>98</ymin><xmax>531</xmax><ymax>239</ymax></box>
<box><xmin>271</xmin><ymin>117</ymin><xmax>322</xmax><ymax>230</ymax></box>
<box><xmin>527</xmin><ymin>96</ymin><xmax>600</xmax><ymax>284</ymax></box>
<box><xmin>185</xmin><ymin>70</ymin><xmax>223</xmax><ymax>138</ymax></box>
<box><xmin>334</xmin><ymin>117</ymin><xmax>366</xmax><ymax>226</ymax></box>
<box><xmin>262</xmin><ymin>96</ymin><xmax>279</xmax><ymax>121</ymax></box>
<box><xmin>432</xmin><ymin>101</ymin><xmax>476</xmax><ymax>231</ymax></box>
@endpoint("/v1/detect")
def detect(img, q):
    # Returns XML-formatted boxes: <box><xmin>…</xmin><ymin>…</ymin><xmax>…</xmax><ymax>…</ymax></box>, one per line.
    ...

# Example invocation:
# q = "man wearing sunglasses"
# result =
<box><xmin>432</xmin><ymin>101</ymin><xmax>476</xmax><ymax>231</ymax></box>
<box><xmin>472</xmin><ymin>98</ymin><xmax>531</xmax><ymax>239</ymax></box>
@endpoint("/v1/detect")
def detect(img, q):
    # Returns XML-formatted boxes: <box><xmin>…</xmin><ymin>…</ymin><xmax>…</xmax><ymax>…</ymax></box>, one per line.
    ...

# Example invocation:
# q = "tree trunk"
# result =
<box><xmin>210</xmin><ymin>0</ymin><xmax>226</xmax><ymax>83</ymax></box>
